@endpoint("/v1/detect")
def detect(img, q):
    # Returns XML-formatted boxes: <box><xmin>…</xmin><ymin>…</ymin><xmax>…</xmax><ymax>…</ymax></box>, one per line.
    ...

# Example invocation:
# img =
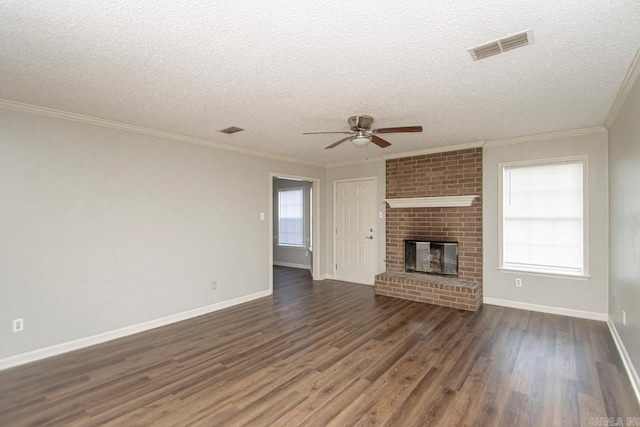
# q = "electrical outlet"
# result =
<box><xmin>211</xmin><ymin>281</ymin><xmax>217</xmax><ymax>290</ymax></box>
<box><xmin>13</xmin><ymin>318</ymin><xmax>24</xmax><ymax>332</ymax></box>
<box><xmin>623</xmin><ymin>310</ymin><xmax>626</xmax><ymax>326</ymax></box>
<box><xmin>515</xmin><ymin>278</ymin><xmax>522</xmax><ymax>287</ymax></box>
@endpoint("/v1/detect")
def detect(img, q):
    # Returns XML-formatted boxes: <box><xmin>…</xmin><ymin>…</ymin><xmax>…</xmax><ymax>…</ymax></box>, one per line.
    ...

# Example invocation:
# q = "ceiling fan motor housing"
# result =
<box><xmin>348</xmin><ymin>115</ymin><xmax>374</xmax><ymax>131</ymax></box>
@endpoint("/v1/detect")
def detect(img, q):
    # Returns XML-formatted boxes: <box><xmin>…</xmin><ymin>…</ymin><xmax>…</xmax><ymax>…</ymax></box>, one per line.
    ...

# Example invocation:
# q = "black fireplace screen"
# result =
<box><xmin>405</xmin><ymin>240</ymin><xmax>458</xmax><ymax>275</ymax></box>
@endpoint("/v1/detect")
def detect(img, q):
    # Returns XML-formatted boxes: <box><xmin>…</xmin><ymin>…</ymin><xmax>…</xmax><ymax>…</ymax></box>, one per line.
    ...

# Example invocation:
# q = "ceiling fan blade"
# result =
<box><xmin>371</xmin><ymin>135</ymin><xmax>392</xmax><ymax>148</ymax></box>
<box><xmin>325</xmin><ymin>136</ymin><xmax>351</xmax><ymax>149</ymax></box>
<box><xmin>374</xmin><ymin>126</ymin><xmax>423</xmax><ymax>134</ymax></box>
<box><xmin>303</xmin><ymin>131</ymin><xmax>352</xmax><ymax>135</ymax></box>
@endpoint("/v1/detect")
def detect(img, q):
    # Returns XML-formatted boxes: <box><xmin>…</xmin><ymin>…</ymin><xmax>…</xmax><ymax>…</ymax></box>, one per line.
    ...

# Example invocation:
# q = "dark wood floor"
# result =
<box><xmin>1</xmin><ymin>267</ymin><xmax>638</xmax><ymax>426</ymax></box>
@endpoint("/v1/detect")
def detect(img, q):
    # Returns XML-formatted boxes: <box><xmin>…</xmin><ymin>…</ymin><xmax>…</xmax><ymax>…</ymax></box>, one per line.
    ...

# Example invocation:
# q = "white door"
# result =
<box><xmin>335</xmin><ymin>179</ymin><xmax>377</xmax><ymax>285</ymax></box>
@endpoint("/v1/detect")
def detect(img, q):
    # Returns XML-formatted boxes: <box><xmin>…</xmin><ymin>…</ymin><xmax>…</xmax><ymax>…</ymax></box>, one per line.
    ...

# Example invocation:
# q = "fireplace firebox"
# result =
<box><xmin>405</xmin><ymin>240</ymin><xmax>458</xmax><ymax>276</ymax></box>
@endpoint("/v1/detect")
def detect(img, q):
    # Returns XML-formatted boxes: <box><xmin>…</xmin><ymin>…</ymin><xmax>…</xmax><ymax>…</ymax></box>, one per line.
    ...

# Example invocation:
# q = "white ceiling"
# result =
<box><xmin>1</xmin><ymin>0</ymin><xmax>639</xmax><ymax>166</ymax></box>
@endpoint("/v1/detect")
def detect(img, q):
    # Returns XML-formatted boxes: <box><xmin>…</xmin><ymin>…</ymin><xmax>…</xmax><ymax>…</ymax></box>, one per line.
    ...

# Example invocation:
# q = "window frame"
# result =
<box><xmin>497</xmin><ymin>155</ymin><xmax>590</xmax><ymax>279</ymax></box>
<box><xmin>276</xmin><ymin>186</ymin><xmax>306</xmax><ymax>248</ymax></box>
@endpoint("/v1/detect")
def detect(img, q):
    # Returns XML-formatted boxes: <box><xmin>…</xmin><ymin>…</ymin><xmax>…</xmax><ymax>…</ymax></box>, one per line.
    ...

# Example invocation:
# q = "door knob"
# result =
<box><xmin>365</xmin><ymin>236</ymin><xmax>374</xmax><ymax>239</ymax></box>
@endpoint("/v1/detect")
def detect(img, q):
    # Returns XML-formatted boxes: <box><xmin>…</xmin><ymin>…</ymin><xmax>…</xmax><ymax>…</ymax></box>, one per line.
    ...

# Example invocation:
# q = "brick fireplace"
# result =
<box><xmin>374</xmin><ymin>147</ymin><xmax>483</xmax><ymax>311</ymax></box>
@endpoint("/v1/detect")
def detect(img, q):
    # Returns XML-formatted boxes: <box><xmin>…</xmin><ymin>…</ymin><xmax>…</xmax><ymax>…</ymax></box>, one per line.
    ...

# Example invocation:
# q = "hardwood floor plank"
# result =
<box><xmin>441</xmin><ymin>334</ymin><xmax>484</xmax><ymax>391</ymax></box>
<box><xmin>508</xmin><ymin>332</ymin><xmax>540</xmax><ymax>395</ymax></box>
<box><xmin>306</xmin><ymin>378</ymin><xmax>373</xmax><ymax>427</ymax></box>
<box><xmin>473</xmin><ymin>366</ymin><xmax>512</xmax><ymax>426</ymax></box>
<box><xmin>383</xmin><ymin>366</ymin><xmax>443</xmax><ymax>426</ymax></box>
<box><xmin>358</xmin><ymin>340</ymin><xmax>443</xmax><ymax>425</ymax></box>
<box><xmin>555</xmin><ymin>329</ymin><xmax>578</xmax><ymax>380</ymax></box>
<box><xmin>450</xmin><ymin>356</ymin><xmax>495</xmax><ymax>426</ymax></box>
<box><xmin>326</xmin><ymin>394</ymin><xmax>376</xmax><ymax>427</ymax></box>
<box><xmin>573</xmin><ymin>330</ymin><xmax>604</xmax><ymax>398</ymax></box>
<box><xmin>526</xmin><ymin>355</ymin><xmax>550</xmax><ymax>426</ymax></box>
<box><xmin>412</xmin><ymin>385</ymin><xmax>457</xmax><ymax>426</ymax></box>
<box><xmin>0</xmin><ymin>266</ymin><xmax>638</xmax><ymax>426</ymax></box>
<box><xmin>578</xmin><ymin>392</ymin><xmax>609</xmax><ymax>427</ymax></box>
<box><xmin>498</xmin><ymin>390</ymin><xmax>533</xmax><ymax>427</ymax></box>
<box><xmin>597</xmin><ymin>361</ymin><xmax>640</xmax><ymax>419</ymax></box>
<box><xmin>551</xmin><ymin>376</ymin><xmax>580</xmax><ymax>427</ymax></box>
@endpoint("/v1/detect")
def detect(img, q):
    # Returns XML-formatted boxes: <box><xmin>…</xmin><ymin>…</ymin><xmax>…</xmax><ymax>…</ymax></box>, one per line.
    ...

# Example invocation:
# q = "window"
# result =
<box><xmin>500</xmin><ymin>157</ymin><xmax>587</xmax><ymax>277</ymax></box>
<box><xmin>278</xmin><ymin>187</ymin><xmax>304</xmax><ymax>246</ymax></box>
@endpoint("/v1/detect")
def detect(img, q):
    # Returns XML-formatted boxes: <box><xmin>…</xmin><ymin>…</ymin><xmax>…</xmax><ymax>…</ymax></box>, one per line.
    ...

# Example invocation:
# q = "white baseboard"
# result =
<box><xmin>607</xmin><ymin>317</ymin><xmax>640</xmax><ymax>405</ymax></box>
<box><xmin>316</xmin><ymin>274</ymin><xmax>334</xmax><ymax>281</ymax></box>
<box><xmin>273</xmin><ymin>261</ymin><xmax>310</xmax><ymax>269</ymax></box>
<box><xmin>483</xmin><ymin>297</ymin><xmax>608</xmax><ymax>321</ymax></box>
<box><xmin>0</xmin><ymin>290</ymin><xmax>272</xmax><ymax>371</ymax></box>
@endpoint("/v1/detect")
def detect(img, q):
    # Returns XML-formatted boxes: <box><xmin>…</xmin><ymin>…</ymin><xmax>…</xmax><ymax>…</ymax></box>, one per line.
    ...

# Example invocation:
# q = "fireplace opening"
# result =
<box><xmin>405</xmin><ymin>240</ymin><xmax>458</xmax><ymax>276</ymax></box>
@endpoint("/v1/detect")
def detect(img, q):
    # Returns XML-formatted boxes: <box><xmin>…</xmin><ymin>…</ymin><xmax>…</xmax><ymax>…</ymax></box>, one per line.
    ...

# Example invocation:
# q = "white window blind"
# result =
<box><xmin>278</xmin><ymin>188</ymin><xmax>304</xmax><ymax>246</ymax></box>
<box><xmin>502</xmin><ymin>160</ymin><xmax>584</xmax><ymax>276</ymax></box>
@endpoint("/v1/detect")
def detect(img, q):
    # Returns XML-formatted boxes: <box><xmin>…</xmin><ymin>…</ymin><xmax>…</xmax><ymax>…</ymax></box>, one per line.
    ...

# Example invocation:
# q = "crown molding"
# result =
<box><xmin>604</xmin><ymin>48</ymin><xmax>640</xmax><ymax>129</ymax></box>
<box><xmin>483</xmin><ymin>126</ymin><xmax>607</xmax><ymax>148</ymax></box>
<box><xmin>0</xmin><ymin>99</ymin><xmax>323</xmax><ymax>168</ymax></box>
<box><xmin>1</xmin><ymin>99</ymin><xmax>615</xmax><ymax>169</ymax></box>
<box><xmin>381</xmin><ymin>141</ymin><xmax>485</xmax><ymax>160</ymax></box>
<box><xmin>325</xmin><ymin>157</ymin><xmax>384</xmax><ymax>168</ymax></box>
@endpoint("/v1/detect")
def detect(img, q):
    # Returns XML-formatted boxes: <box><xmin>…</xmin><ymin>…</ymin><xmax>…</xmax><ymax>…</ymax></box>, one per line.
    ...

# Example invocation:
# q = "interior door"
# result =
<box><xmin>335</xmin><ymin>179</ymin><xmax>377</xmax><ymax>285</ymax></box>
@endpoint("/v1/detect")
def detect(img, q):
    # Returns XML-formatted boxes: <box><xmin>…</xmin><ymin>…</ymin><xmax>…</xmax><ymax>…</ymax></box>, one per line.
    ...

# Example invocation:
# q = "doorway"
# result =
<box><xmin>269</xmin><ymin>173</ymin><xmax>320</xmax><ymax>293</ymax></box>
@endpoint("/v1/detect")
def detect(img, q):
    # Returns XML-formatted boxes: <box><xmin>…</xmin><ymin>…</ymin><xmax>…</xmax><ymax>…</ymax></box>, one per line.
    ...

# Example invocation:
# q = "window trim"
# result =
<box><xmin>497</xmin><ymin>155</ymin><xmax>590</xmax><ymax>279</ymax></box>
<box><xmin>276</xmin><ymin>186</ymin><xmax>306</xmax><ymax>248</ymax></box>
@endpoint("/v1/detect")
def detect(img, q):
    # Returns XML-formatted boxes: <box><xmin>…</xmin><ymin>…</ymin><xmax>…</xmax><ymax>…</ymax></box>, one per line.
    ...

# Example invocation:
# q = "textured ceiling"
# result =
<box><xmin>1</xmin><ymin>0</ymin><xmax>639</xmax><ymax>165</ymax></box>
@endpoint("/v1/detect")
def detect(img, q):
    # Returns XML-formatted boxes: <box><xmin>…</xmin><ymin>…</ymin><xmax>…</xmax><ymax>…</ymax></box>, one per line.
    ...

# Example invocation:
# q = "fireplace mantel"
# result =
<box><xmin>385</xmin><ymin>195</ymin><xmax>478</xmax><ymax>208</ymax></box>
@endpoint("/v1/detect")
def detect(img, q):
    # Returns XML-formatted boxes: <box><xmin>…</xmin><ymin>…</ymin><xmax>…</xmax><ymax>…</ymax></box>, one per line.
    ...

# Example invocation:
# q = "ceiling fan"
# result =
<box><xmin>303</xmin><ymin>115</ymin><xmax>423</xmax><ymax>149</ymax></box>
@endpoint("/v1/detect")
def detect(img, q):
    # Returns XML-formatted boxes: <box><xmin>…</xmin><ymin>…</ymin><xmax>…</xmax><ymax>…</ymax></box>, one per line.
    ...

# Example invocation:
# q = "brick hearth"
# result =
<box><xmin>375</xmin><ymin>147</ymin><xmax>483</xmax><ymax>311</ymax></box>
<box><xmin>375</xmin><ymin>272</ymin><xmax>482</xmax><ymax>311</ymax></box>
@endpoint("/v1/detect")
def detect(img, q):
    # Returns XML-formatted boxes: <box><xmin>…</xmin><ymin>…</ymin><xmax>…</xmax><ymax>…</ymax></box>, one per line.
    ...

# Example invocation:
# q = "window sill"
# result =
<box><xmin>497</xmin><ymin>268</ymin><xmax>591</xmax><ymax>280</ymax></box>
<box><xmin>277</xmin><ymin>244</ymin><xmax>306</xmax><ymax>249</ymax></box>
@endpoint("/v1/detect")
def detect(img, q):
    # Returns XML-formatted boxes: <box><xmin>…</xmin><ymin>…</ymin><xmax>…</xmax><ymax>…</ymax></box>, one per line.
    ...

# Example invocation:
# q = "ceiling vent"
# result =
<box><xmin>468</xmin><ymin>29</ymin><xmax>533</xmax><ymax>61</ymax></box>
<box><xmin>219</xmin><ymin>126</ymin><xmax>244</xmax><ymax>134</ymax></box>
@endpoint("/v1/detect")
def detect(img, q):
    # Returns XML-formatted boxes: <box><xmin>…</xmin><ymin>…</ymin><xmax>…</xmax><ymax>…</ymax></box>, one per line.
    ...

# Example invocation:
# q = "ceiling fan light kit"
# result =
<box><xmin>303</xmin><ymin>115</ymin><xmax>423</xmax><ymax>149</ymax></box>
<box><xmin>352</xmin><ymin>134</ymin><xmax>371</xmax><ymax>146</ymax></box>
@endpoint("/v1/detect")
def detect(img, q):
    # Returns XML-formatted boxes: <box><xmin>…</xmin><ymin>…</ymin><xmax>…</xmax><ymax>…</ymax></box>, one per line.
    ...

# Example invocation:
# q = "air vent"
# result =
<box><xmin>468</xmin><ymin>29</ymin><xmax>533</xmax><ymax>61</ymax></box>
<box><xmin>219</xmin><ymin>126</ymin><xmax>244</xmax><ymax>134</ymax></box>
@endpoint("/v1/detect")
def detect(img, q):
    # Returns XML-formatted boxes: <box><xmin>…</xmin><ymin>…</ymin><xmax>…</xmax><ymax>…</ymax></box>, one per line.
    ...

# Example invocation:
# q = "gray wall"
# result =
<box><xmin>325</xmin><ymin>160</ymin><xmax>387</xmax><ymax>277</ymax></box>
<box><xmin>483</xmin><ymin>132</ymin><xmax>609</xmax><ymax>314</ymax></box>
<box><xmin>272</xmin><ymin>178</ymin><xmax>312</xmax><ymax>268</ymax></box>
<box><xmin>609</xmin><ymin>76</ymin><xmax>640</xmax><ymax>372</ymax></box>
<box><xmin>0</xmin><ymin>108</ymin><xmax>325</xmax><ymax>359</ymax></box>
